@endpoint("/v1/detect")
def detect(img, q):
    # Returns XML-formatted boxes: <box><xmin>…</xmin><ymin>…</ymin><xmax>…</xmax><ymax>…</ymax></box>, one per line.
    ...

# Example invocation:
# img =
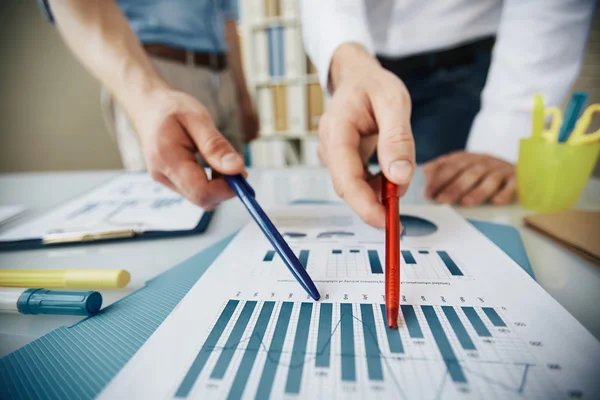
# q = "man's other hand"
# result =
<box><xmin>423</xmin><ymin>152</ymin><xmax>516</xmax><ymax>206</ymax></box>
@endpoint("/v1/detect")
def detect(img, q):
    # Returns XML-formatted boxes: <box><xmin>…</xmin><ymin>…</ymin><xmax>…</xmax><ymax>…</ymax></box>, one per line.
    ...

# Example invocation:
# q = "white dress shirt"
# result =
<box><xmin>300</xmin><ymin>0</ymin><xmax>596</xmax><ymax>163</ymax></box>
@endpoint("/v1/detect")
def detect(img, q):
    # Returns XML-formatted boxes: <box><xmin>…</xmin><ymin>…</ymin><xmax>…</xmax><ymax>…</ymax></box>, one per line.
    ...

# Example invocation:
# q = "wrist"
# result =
<box><xmin>111</xmin><ymin>63</ymin><xmax>171</xmax><ymax>118</ymax></box>
<box><xmin>329</xmin><ymin>43</ymin><xmax>380</xmax><ymax>90</ymax></box>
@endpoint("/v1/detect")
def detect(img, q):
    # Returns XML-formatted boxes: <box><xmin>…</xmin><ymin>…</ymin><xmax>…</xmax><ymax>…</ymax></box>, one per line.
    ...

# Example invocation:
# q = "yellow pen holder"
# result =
<box><xmin>517</xmin><ymin>138</ymin><xmax>600</xmax><ymax>212</ymax></box>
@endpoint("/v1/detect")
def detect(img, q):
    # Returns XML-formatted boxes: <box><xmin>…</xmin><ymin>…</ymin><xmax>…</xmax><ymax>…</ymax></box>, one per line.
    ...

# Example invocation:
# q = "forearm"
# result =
<box><xmin>49</xmin><ymin>0</ymin><xmax>169</xmax><ymax>117</ymax></box>
<box><xmin>224</xmin><ymin>20</ymin><xmax>250</xmax><ymax>99</ymax></box>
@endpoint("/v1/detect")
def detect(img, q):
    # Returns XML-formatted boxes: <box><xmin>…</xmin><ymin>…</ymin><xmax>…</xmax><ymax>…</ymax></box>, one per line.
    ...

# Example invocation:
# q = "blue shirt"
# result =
<box><xmin>38</xmin><ymin>0</ymin><xmax>238</xmax><ymax>54</ymax></box>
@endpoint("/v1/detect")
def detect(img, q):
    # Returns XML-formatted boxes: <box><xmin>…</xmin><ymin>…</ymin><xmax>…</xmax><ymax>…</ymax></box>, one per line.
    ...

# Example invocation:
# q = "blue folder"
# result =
<box><xmin>0</xmin><ymin>215</ymin><xmax>533</xmax><ymax>399</ymax></box>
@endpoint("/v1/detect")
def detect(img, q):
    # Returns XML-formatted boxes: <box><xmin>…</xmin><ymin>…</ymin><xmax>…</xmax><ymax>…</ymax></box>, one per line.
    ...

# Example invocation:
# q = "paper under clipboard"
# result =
<box><xmin>0</xmin><ymin>173</ymin><xmax>213</xmax><ymax>251</ymax></box>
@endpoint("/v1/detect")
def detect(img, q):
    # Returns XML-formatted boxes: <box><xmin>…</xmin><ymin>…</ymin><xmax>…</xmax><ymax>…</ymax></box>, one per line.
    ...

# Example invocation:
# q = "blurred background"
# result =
<box><xmin>0</xmin><ymin>1</ymin><xmax>598</xmax><ymax>174</ymax></box>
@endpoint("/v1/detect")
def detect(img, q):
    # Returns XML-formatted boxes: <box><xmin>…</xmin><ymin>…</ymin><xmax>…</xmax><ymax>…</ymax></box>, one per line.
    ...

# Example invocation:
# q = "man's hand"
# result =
<box><xmin>319</xmin><ymin>43</ymin><xmax>416</xmax><ymax>228</ymax></box>
<box><xmin>49</xmin><ymin>0</ymin><xmax>245</xmax><ymax>210</ymax></box>
<box><xmin>131</xmin><ymin>89</ymin><xmax>246</xmax><ymax>210</ymax></box>
<box><xmin>423</xmin><ymin>152</ymin><xmax>516</xmax><ymax>206</ymax></box>
<box><xmin>238</xmin><ymin>92</ymin><xmax>259</xmax><ymax>143</ymax></box>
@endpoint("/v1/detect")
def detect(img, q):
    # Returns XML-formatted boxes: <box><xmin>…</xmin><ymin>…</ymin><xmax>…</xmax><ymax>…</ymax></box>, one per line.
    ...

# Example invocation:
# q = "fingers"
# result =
<box><xmin>148</xmin><ymin>118</ymin><xmax>235</xmax><ymax>210</ymax></box>
<box><xmin>425</xmin><ymin>154</ymin><xmax>470</xmax><ymax>198</ymax></box>
<box><xmin>422</xmin><ymin>153</ymin><xmax>452</xmax><ymax>182</ymax></box>
<box><xmin>322</xmin><ymin>118</ymin><xmax>386</xmax><ymax>228</ymax></box>
<box><xmin>181</xmin><ymin>111</ymin><xmax>245</xmax><ymax>175</ymax></box>
<box><xmin>435</xmin><ymin>164</ymin><xmax>487</xmax><ymax>204</ymax></box>
<box><xmin>461</xmin><ymin>170</ymin><xmax>510</xmax><ymax>206</ymax></box>
<box><xmin>149</xmin><ymin>170</ymin><xmax>177</xmax><ymax>192</ymax></box>
<box><xmin>491</xmin><ymin>175</ymin><xmax>517</xmax><ymax>205</ymax></box>
<box><xmin>372</xmin><ymin>86</ymin><xmax>416</xmax><ymax>193</ymax></box>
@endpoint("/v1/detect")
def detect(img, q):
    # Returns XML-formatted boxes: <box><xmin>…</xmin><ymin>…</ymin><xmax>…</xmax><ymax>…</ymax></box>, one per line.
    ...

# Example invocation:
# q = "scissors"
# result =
<box><xmin>542</xmin><ymin>104</ymin><xmax>600</xmax><ymax>145</ymax></box>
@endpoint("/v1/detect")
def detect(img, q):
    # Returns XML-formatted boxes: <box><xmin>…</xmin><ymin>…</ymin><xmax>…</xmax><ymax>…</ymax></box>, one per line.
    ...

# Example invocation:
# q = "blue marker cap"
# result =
<box><xmin>17</xmin><ymin>288</ymin><xmax>102</xmax><ymax>316</ymax></box>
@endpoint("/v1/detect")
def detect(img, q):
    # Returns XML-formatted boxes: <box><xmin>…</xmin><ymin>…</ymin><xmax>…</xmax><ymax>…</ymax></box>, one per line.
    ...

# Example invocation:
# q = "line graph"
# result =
<box><xmin>174</xmin><ymin>300</ymin><xmax>559</xmax><ymax>399</ymax></box>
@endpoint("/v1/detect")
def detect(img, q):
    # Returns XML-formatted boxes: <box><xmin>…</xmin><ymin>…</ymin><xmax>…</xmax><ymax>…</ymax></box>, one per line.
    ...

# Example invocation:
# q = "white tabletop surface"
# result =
<box><xmin>0</xmin><ymin>168</ymin><xmax>599</xmax><ymax>357</ymax></box>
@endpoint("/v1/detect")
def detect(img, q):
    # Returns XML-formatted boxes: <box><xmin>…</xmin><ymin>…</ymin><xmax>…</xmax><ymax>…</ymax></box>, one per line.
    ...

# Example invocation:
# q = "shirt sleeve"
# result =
<box><xmin>300</xmin><ymin>0</ymin><xmax>374</xmax><ymax>92</ymax></box>
<box><xmin>221</xmin><ymin>0</ymin><xmax>239</xmax><ymax>21</ymax></box>
<box><xmin>466</xmin><ymin>0</ymin><xmax>596</xmax><ymax>163</ymax></box>
<box><xmin>36</xmin><ymin>0</ymin><xmax>54</xmax><ymax>23</ymax></box>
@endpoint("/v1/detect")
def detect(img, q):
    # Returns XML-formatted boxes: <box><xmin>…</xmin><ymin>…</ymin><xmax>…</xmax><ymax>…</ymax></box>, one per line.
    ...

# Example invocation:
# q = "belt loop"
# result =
<box><xmin>186</xmin><ymin>50</ymin><xmax>193</xmax><ymax>67</ymax></box>
<box><xmin>209</xmin><ymin>53</ymin><xmax>218</xmax><ymax>71</ymax></box>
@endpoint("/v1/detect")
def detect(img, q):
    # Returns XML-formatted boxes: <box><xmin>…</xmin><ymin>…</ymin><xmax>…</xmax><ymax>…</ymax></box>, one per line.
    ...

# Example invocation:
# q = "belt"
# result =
<box><xmin>377</xmin><ymin>36</ymin><xmax>495</xmax><ymax>77</ymax></box>
<box><xmin>143</xmin><ymin>43</ymin><xmax>228</xmax><ymax>71</ymax></box>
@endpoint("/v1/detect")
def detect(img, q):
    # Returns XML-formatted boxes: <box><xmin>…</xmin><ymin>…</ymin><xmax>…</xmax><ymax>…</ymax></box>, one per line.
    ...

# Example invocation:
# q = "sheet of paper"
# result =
<box><xmin>0</xmin><ymin>173</ymin><xmax>204</xmax><ymax>242</ymax></box>
<box><xmin>99</xmin><ymin>205</ymin><xmax>600</xmax><ymax>400</ymax></box>
<box><xmin>0</xmin><ymin>205</ymin><xmax>26</xmax><ymax>226</ymax></box>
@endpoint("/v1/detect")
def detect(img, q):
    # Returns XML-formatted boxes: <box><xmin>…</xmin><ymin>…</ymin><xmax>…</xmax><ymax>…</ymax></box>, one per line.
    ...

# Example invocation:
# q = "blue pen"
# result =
<box><xmin>224</xmin><ymin>174</ymin><xmax>320</xmax><ymax>301</ymax></box>
<box><xmin>557</xmin><ymin>91</ymin><xmax>588</xmax><ymax>143</ymax></box>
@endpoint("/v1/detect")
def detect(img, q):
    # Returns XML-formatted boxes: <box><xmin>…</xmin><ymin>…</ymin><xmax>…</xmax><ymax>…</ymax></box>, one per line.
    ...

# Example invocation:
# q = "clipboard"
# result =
<box><xmin>0</xmin><ymin>173</ymin><xmax>214</xmax><ymax>252</ymax></box>
<box><xmin>0</xmin><ymin>212</ymin><xmax>533</xmax><ymax>399</ymax></box>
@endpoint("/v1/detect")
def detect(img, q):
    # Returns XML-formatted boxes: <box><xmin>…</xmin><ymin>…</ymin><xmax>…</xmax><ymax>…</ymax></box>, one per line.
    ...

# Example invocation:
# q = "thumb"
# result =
<box><xmin>182</xmin><ymin>111</ymin><xmax>245</xmax><ymax>175</ymax></box>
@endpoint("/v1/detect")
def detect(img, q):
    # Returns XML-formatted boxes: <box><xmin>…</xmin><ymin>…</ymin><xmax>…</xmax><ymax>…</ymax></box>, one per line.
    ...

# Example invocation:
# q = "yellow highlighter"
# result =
<box><xmin>0</xmin><ymin>269</ymin><xmax>130</xmax><ymax>289</ymax></box>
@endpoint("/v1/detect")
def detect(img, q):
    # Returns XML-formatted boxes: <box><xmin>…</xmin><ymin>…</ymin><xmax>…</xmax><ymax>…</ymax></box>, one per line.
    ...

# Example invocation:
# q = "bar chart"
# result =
<box><xmin>259</xmin><ymin>247</ymin><xmax>470</xmax><ymax>280</ymax></box>
<box><xmin>401</xmin><ymin>249</ymin><xmax>472</xmax><ymax>280</ymax></box>
<box><xmin>174</xmin><ymin>300</ymin><xmax>557</xmax><ymax>399</ymax></box>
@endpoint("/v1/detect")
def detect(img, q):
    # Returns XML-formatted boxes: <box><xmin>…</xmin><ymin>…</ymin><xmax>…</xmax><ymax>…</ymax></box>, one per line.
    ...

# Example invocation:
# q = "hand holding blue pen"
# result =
<box><xmin>224</xmin><ymin>174</ymin><xmax>321</xmax><ymax>301</ymax></box>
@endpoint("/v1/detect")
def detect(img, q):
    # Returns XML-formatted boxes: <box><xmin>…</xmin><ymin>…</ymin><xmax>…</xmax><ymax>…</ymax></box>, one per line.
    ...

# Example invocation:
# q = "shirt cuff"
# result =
<box><xmin>466</xmin><ymin>109</ymin><xmax>532</xmax><ymax>164</ymax></box>
<box><xmin>312</xmin><ymin>18</ymin><xmax>375</xmax><ymax>93</ymax></box>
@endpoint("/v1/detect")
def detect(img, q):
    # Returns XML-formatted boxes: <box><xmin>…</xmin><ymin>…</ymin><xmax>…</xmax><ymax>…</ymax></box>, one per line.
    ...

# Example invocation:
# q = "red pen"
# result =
<box><xmin>382</xmin><ymin>175</ymin><xmax>400</xmax><ymax>328</ymax></box>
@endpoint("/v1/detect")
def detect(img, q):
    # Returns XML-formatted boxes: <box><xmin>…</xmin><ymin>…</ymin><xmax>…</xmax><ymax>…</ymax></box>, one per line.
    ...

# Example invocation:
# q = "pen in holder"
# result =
<box><xmin>516</xmin><ymin>137</ymin><xmax>600</xmax><ymax>212</ymax></box>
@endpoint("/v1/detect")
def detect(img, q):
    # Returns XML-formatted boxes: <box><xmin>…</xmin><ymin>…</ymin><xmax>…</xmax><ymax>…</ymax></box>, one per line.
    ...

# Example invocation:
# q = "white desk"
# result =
<box><xmin>1</xmin><ymin>168</ymin><xmax>599</xmax><ymax>357</ymax></box>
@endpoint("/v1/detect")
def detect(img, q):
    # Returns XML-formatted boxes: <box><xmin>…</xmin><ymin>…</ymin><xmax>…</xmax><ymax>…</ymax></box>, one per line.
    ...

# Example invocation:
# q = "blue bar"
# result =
<box><xmin>285</xmin><ymin>303</ymin><xmax>313</xmax><ymax>394</ymax></box>
<box><xmin>402</xmin><ymin>250</ymin><xmax>416</xmax><ymax>264</ymax></box>
<box><xmin>401</xmin><ymin>305</ymin><xmax>424</xmax><ymax>338</ymax></box>
<box><xmin>462</xmin><ymin>307</ymin><xmax>492</xmax><ymax>337</ymax></box>
<box><xmin>211</xmin><ymin>301</ymin><xmax>257</xmax><ymax>379</ymax></box>
<box><xmin>255</xmin><ymin>303</ymin><xmax>293</xmax><ymax>400</ymax></box>
<box><xmin>299</xmin><ymin>250</ymin><xmax>309</xmax><ymax>269</ymax></box>
<box><xmin>442</xmin><ymin>306</ymin><xmax>475</xmax><ymax>351</ymax></box>
<box><xmin>482</xmin><ymin>307</ymin><xmax>506</xmax><ymax>327</ymax></box>
<box><xmin>380</xmin><ymin>305</ymin><xmax>404</xmax><ymax>353</ymax></box>
<box><xmin>360</xmin><ymin>304</ymin><xmax>384</xmax><ymax>380</ymax></box>
<box><xmin>368</xmin><ymin>250</ymin><xmax>383</xmax><ymax>274</ymax></box>
<box><xmin>422</xmin><ymin>306</ymin><xmax>467</xmax><ymax>383</ymax></box>
<box><xmin>227</xmin><ymin>302</ymin><xmax>275</xmax><ymax>400</ymax></box>
<box><xmin>175</xmin><ymin>300</ymin><xmax>239</xmax><ymax>397</ymax></box>
<box><xmin>332</xmin><ymin>249</ymin><xmax>342</xmax><ymax>254</ymax></box>
<box><xmin>350</xmin><ymin>249</ymin><xmax>360</xmax><ymax>253</ymax></box>
<box><xmin>263</xmin><ymin>250</ymin><xmax>275</xmax><ymax>262</ymax></box>
<box><xmin>437</xmin><ymin>251</ymin><xmax>463</xmax><ymax>276</ymax></box>
<box><xmin>340</xmin><ymin>303</ymin><xmax>356</xmax><ymax>381</ymax></box>
<box><xmin>418</xmin><ymin>250</ymin><xmax>429</xmax><ymax>254</ymax></box>
<box><xmin>315</xmin><ymin>303</ymin><xmax>333</xmax><ymax>367</ymax></box>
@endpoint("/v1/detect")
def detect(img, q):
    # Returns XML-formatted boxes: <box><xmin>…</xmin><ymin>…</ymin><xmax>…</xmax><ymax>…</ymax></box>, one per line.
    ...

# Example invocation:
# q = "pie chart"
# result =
<box><xmin>400</xmin><ymin>215</ymin><xmax>438</xmax><ymax>237</ymax></box>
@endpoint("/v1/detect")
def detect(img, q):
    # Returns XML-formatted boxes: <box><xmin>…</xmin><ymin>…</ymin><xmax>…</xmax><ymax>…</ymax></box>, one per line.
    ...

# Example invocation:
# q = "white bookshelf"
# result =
<box><xmin>239</xmin><ymin>0</ymin><xmax>325</xmax><ymax>167</ymax></box>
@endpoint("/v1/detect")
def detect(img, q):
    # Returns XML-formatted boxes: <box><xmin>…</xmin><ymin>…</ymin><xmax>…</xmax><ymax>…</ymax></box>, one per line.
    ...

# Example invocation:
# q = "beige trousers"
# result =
<box><xmin>101</xmin><ymin>56</ymin><xmax>242</xmax><ymax>171</ymax></box>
